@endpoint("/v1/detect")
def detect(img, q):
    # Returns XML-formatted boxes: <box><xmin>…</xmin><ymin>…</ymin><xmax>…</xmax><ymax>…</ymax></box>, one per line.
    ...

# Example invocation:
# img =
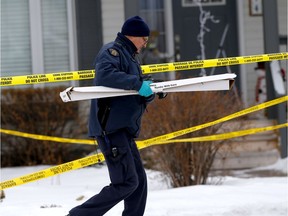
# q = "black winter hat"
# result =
<box><xmin>121</xmin><ymin>16</ymin><xmax>150</xmax><ymax>37</ymax></box>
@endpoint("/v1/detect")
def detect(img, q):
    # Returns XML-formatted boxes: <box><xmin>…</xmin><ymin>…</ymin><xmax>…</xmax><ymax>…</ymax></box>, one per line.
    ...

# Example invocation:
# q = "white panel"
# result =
<box><xmin>60</xmin><ymin>74</ymin><xmax>236</xmax><ymax>102</ymax></box>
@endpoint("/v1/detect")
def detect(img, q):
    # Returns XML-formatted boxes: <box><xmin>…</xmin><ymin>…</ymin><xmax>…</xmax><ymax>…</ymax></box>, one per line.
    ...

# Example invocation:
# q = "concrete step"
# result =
<box><xmin>212</xmin><ymin>149</ymin><xmax>279</xmax><ymax>170</ymax></box>
<box><xmin>218</xmin><ymin>140</ymin><xmax>278</xmax><ymax>152</ymax></box>
<box><xmin>212</xmin><ymin>119</ymin><xmax>280</xmax><ymax>170</ymax></box>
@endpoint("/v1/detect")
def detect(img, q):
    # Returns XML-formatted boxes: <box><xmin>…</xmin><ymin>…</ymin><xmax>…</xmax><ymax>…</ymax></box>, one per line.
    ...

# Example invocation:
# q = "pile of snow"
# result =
<box><xmin>256</xmin><ymin>157</ymin><xmax>287</xmax><ymax>173</ymax></box>
<box><xmin>0</xmin><ymin>158</ymin><xmax>287</xmax><ymax>216</ymax></box>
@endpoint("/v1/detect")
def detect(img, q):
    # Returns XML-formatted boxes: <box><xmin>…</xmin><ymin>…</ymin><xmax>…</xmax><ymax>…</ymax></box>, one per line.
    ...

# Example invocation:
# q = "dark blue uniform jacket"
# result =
<box><xmin>88</xmin><ymin>33</ymin><xmax>153</xmax><ymax>138</ymax></box>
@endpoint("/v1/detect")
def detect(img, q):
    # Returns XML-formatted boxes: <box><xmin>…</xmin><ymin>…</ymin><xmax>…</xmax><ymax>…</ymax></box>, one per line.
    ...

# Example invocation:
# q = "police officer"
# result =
<box><xmin>68</xmin><ymin>16</ymin><xmax>154</xmax><ymax>216</ymax></box>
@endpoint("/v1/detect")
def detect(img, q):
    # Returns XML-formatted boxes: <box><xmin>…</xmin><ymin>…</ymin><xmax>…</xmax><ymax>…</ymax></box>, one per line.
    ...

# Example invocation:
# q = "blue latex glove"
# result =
<box><xmin>138</xmin><ymin>81</ymin><xmax>153</xmax><ymax>97</ymax></box>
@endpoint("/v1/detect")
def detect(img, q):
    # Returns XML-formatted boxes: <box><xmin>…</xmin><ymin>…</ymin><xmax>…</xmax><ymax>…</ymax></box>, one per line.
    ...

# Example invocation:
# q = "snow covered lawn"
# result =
<box><xmin>0</xmin><ymin>159</ymin><xmax>287</xmax><ymax>216</ymax></box>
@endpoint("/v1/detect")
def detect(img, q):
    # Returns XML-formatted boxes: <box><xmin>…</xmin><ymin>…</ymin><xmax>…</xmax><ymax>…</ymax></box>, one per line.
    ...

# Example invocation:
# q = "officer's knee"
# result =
<box><xmin>125</xmin><ymin>175</ymin><xmax>139</xmax><ymax>195</ymax></box>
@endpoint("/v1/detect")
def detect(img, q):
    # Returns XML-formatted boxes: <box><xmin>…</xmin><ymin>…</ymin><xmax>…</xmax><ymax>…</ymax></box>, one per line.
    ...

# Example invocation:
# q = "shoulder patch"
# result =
<box><xmin>109</xmin><ymin>48</ymin><xmax>119</xmax><ymax>57</ymax></box>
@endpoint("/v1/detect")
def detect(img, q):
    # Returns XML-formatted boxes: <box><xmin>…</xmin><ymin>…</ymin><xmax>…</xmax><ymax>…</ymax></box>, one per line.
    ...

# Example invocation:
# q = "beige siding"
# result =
<box><xmin>101</xmin><ymin>0</ymin><xmax>125</xmax><ymax>44</ymax></box>
<box><xmin>243</xmin><ymin>1</ymin><xmax>264</xmax><ymax>106</ymax></box>
<box><xmin>242</xmin><ymin>0</ymin><xmax>286</xmax><ymax>106</ymax></box>
<box><xmin>278</xmin><ymin>0</ymin><xmax>287</xmax><ymax>73</ymax></box>
<box><xmin>278</xmin><ymin>0</ymin><xmax>287</xmax><ymax>36</ymax></box>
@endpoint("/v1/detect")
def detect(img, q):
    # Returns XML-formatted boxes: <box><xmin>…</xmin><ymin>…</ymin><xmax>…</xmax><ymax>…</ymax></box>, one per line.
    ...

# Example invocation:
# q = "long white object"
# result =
<box><xmin>270</xmin><ymin>61</ymin><xmax>285</xmax><ymax>95</ymax></box>
<box><xmin>60</xmin><ymin>73</ymin><xmax>236</xmax><ymax>102</ymax></box>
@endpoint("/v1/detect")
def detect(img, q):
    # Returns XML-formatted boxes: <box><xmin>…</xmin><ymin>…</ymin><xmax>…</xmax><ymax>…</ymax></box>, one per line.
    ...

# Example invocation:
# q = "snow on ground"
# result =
<box><xmin>0</xmin><ymin>159</ymin><xmax>287</xmax><ymax>216</ymax></box>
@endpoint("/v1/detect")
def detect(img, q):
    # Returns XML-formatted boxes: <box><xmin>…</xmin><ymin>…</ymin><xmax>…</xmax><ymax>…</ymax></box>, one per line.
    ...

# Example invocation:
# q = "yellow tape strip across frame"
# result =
<box><xmin>141</xmin><ymin>52</ymin><xmax>288</xmax><ymax>74</ymax></box>
<box><xmin>1</xmin><ymin>122</ymin><xmax>287</xmax><ymax>146</ymax></box>
<box><xmin>1</xmin><ymin>52</ymin><xmax>287</xmax><ymax>86</ymax></box>
<box><xmin>0</xmin><ymin>129</ymin><xmax>95</xmax><ymax>145</ymax></box>
<box><xmin>154</xmin><ymin>123</ymin><xmax>288</xmax><ymax>144</ymax></box>
<box><xmin>136</xmin><ymin>95</ymin><xmax>288</xmax><ymax>148</ymax></box>
<box><xmin>1</xmin><ymin>96</ymin><xmax>287</xmax><ymax>190</ymax></box>
<box><xmin>0</xmin><ymin>70</ymin><xmax>95</xmax><ymax>87</ymax></box>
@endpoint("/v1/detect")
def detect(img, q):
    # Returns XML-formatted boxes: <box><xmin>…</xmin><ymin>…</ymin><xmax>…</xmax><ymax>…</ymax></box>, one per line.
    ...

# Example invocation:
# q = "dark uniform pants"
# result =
<box><xmin>69</xmin><ymin>129</ymin><xmax>147</xmax><ymax>216</ymax></box>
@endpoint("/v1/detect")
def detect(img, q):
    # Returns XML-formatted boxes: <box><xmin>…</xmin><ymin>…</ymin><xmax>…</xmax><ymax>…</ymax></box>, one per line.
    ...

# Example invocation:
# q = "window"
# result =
<box><xmin>1</xmin><ymin>0</ymin><xmax>75</xmax><ymax>87</ymax></box>
<box><xmin>139</xmin><ymin>0</ymin><xmax>175</xmax><ymax>80</ymax></box>
<box><xmin>41</xmin><ymin>0</ymin><xmax>70</xmax><ymax>73</ymax></box>
<box><xmin>139</xmin><ymin>0</ymin><xmax>166</xmax><ymax>54</ymax></box>
<box><xmin>1</xmin><ymin>0</ymin><xmax>32</xmax><ymax>77</ymax></box>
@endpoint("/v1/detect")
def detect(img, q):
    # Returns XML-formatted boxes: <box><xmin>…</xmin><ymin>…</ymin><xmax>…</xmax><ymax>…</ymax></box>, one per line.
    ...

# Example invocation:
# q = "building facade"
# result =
<box><xmin>1</xmin><ymin>0</ymin><xmax>287</xmax><ymax>106</ymax></box>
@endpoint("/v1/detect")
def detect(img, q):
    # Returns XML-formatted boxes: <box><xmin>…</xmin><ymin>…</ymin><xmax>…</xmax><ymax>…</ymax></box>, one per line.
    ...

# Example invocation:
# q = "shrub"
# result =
<box><xmin>140</xmin><ymin>91</ymin><xmax>243</xmax><ymax>187</ymax></box>
<box><xmin>1</xmin><ymin>87</ymin><xmax>93</xmax><ymax>166</ymax></box>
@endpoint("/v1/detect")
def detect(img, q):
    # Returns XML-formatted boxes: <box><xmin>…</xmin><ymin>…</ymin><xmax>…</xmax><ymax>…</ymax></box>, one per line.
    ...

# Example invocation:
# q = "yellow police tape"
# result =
<box><xmin>0</xmin><ymin>129</ymin><xmax>95</xmax><ymax>145</ymax></box>
<box><xmin>1</xmin><ymin>122</ymin><xmax>287</xmax><ymax>146</ymax></box>
<box><xmin>1</xmin><ymin>96</ymin><xmax>288</xmax><ymax>146</ymax></box>
<box><xmin>1</xmin><ymin>52</ymin><xmax>287</xmax><ymax>86</ymax></box>
<box><xmin>0</xmin><ymin>70</ymin><xmax>95</xmax><ymax>87</ymax></box>
<box><xmin>137</xmin><ymin>95</ymin><xmax>288</xmax><ymax>147</ymax></box>
<box><xmin>141</xmin><ymin>52</ymin><xmax>288</xmax><ymax>74</ymax></box>
<box><xmin>0</xmin><ymin>96</ymin><xmax>287</xmax><ymax>190</ymax></box>
<box><xmin>152</xmin><ymin>123</ymin><xmax>288</xmax><ymax>145</ymax></box>
<box><xmin>1</xmin><ymin>123</ymin><xmax>287</xmax><ymax>190</ymax></box>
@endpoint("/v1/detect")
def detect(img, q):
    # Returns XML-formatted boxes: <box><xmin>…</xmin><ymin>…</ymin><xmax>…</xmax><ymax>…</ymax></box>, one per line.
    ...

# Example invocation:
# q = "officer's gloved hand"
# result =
<box><xmin>138</xmin><ymin>81</ymin><xmax>153</xmax><ymax>97</ymax></box>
